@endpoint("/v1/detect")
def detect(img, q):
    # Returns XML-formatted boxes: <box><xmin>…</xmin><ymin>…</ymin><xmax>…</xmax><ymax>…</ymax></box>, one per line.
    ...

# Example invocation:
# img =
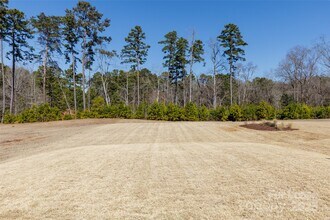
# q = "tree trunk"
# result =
<box><xmin>88</xmin><ymin>70</ymin><xmax>91</xmax><ymax>110</ymax></box>
<box><xmin>126</xmin><ymin>71</ymin><xmax>129</xmax><ymax>105</ymax></box>
<box><xmin>1</xmin><ymin>37</ymin><xmax>5</xmax><ymax>123</ymax></box>
<box><xmin>174</xmin><ymin>78</ymin><xmax>178</xmax><ymax>105</ymax></box>
<box><xmin>230</xmin><ymin>62</ymin><xmax>233</xmax><ymax>106</ymax></box>
<box><xmin>43</xmin><ymin>45</ymin><xmax>48</xmax><ymax>103</ymax></box>
<box><xmin>72</xmin><ymin>54</ymin><xmax>77</xmax><ymax>118</ymax></box>
<box><xmin>81</xmin><ymin>32</ymin><xmax>87</xmax><ymax>111</ymax></box>
<box><xmin>166</xmin><ymin>72</ymin><xmax>169</xmax><ymax>104</ymax></box>
<box><xmin>183</xmin><ymin>77</ymin><xmax>186</xmax><ymax>106</ymax></box>
<box><xmin>213</xmin><ymin>65</ymin><xmax>217</xmax><ymax>109</ymax></box>
<box><xmin>33</xmin><ymin>71</ymin><xmax>36</xmax><ymax>103</ymax></box>
<box><xmin>9</xmin><ymin>34</ymin><xmax>15</xmax><ymax>114</ymax></box>
<box><xmin>101</xmin><ymin>74</ymin><xmax>109</xmax><ymax>105</ymax></box>
<box><xmin>156</xmin><ymin>76</ymin><xmax>160</xmax><ymax>102</ymax></box>
<box><xmin>137</xmin><ymin>63</ymin><xmax>140</xmax><ymax>106</ymax></box>
<box><xmin>189</xmin><ymin>31</ymin><xmax>195</xmax><ymax>103</ymax></box>
<box><xmin>56</xmin><ymin>71</ymin><xmax>71</xmax><ymax>114</ymax></box>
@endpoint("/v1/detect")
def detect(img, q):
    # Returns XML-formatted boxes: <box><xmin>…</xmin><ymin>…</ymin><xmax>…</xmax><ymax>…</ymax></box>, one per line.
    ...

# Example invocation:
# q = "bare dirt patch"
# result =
<box><xmin>0</xmin><ymin>119</ymin><xmax>329</xmax><ymax>219</ymax></box>
<box><xmin>240</xmin><ymin>122</ymin><xmax>297</xmax><ymax>131</ymax></box>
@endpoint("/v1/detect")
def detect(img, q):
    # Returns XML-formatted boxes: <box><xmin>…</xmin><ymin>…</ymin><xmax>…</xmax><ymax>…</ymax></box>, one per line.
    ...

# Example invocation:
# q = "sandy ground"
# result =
<box><xmin>0</xmin><ymin>119</ymin><xmax>329</xmax><ymax>219</ymax></box>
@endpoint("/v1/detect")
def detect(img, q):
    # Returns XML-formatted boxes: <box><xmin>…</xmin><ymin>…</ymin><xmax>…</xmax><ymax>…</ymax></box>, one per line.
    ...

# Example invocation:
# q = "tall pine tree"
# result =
<box><xmin>73</xmin><ymin>1</ymin><xmax>111</xmax><ymax>110</ymax></box>
<box><xmin>63</xmin><ymin>9</ymin><xmax>79</xmax><ymax>115</ymax></box>
<box><xmin>159</xmin><ymin>31</ymin><xmax>188</xmax><ymax>104</ymax></box>
<box><xmin>32</xmin><ymin>13</ymin><xmax>62</xmax><ymax>103</ymax></box>
<box><xmin>121</xmin><ymin>25</ymin><xmax>150</xmax><ymax>106</ymax></box>
<box><xmin>188</xmin><ymin>31</ymin><xmax>204</xmax><ymax>102</ymax></box>
<box><xmin>159</xmin><ymin>31</ymin><xmax>178</xmax><ymax>103</ymax></box>
<box><xmin>0</xmin><ymin>0</ymin><xmax>8</xmax><ymax>122</ymax></box>
<box><xmin>6</xmin><ymin>9</ymin><xmax>34</xmax><ymax>114</ymax></box>
<box><xmin>218</xmin><ymin>23</ymin><xmax>247</xmax><ymax>105</ymax></box>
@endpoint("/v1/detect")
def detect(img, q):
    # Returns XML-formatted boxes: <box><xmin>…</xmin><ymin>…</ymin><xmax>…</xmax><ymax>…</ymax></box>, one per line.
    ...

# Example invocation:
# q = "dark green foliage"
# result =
<box><xmin>3</xmin><ymin>114</ymin><xmax>17</xmax><ymax>124</ymax></box>
<box><xmin>256</xmin><ymin>101</ymin><xmax>275</xmax><ymax>120</ymax></box>
<box><xmin>190</xmin><ymin>39</ymin><xmax>204</xmax><ymax>64</ymax></box>
<box><xmin>280</xmin><ymin>103</ymin><xmax>312</xmax><ymax>119</ymax></box>
<box><xmin>121</xmin><ymin>26</ymin><xmax>150</xmax><ymax>70</ymax></box>
<box><xmin>280</xmin><ymin>93</ymin><xmax>294</xmax><ymax>107</ymax></box>
<box><xmin>6</xmin><ymin>8</ymin><xmax>35</xmax><ymax>114</ymax></box>
<box><xmin>312</xmin><ymin>106</ymin><xmax>330</xmax><ymax>119</ymax></box>
<box><xmin>147</xmin><ymin>102</ymin><xmax>166</xmax><ymax>120</ymax></box>
<box><xmin>166</xmin><ymin>103</ymin><xmax>184</xmax><ymax>121</ymax></box>
<box><xmin>77</xmin><ymin>110</ymin><xmax>98</xmax><ymax>119</ymax></box>
<box><xmin>135</xmin><ymin>102</ymin><xmax>148</xmax><ymax>119</ymax></box>
<box><xmin>159</xmin><ymin>32</ymin><xmax>188</xmax><ymax>103</ymax></box>
<box><xmin>63</xmin><ymin>114</ymin><xmax>74</xmax><ymax>120</ymax></box>
<box><xmin>63</xmin><ymin>9</ymin><xmax>79</xmax><ymax>65</ymax></box>
<box><xmin>31</xmin><ymin>13</ymin><xmax>62</xmax><ymax>59</ymax></box>
<box><xmin>113</xmin><ymin>104</ymin><xmax>133</xmax><ymax>119</ymax></box>
<box><xmin>228</xmin><ymin>104</ymin><xmax>243</xmax><ymax>121</ymax></box>
<box><xmin>2</xmin><ymin>102</ymin><xmax>329</xmax><ymax>124</ymax></box>
<box><xmin>210</xmin><ymin>106</ymin><xmax>229</xmax><ymax>121</ymax></box>
<box><xmin>0</xmin><ymin>0</ymin><xmax>8</xmax><ymax>36</ymax></box>
<box><xmin>159</xmin><ymin>31</ymin><xmax>177</xmax><ymax>78</ymax></box>
<box><xmin>218</xmin><ymin>23</ymin><xmax>247</xmax><ymax>105</ymax></box>
<box><xmin>241</xmin><ymin>104</ymin><xmax>257</xmax><ymax>121</ymax></box>
<box><xmin>198</xmin><ymin>105</ymin><xmax>210</xmax><ymax>121</ymax></box>
<box><xmin>91</xmin><ymin>96</ymin><xmax>105</xmax><ymax>111</ymax></box>
<box><xmin>73</xmin><ymin>0</ymin><xmax>111</xmax><ymax>69</ymax></box>
<box><xmin>218</xmin><ymin>23</ymin><xmax>248</xmax><ymax>68</ymax></box>
<box><xmin>5</xmin><ymin>9</ymin><xmax>34</xmax><ymax>62</ymax></box>
<box><xmin>184</xmin><ymin>102</ymin><xmax>199</xmax><ymax>121</ymax></box>
<box><xmin>4</xmin><ymin>104</ymin><xmax>61</xmax><ymax>123</ymax></box>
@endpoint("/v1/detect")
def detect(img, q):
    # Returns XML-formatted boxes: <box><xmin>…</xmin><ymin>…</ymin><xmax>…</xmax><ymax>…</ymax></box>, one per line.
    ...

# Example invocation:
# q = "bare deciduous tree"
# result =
<box><xmin>209</xmin><ymin>38</ymin><xmax>224</xmax><ymax>108</ymax></box>
<box><xmin>276</xmin><ymin>46</ymin><xmax>319</xmax><ymax>104</ymax></box>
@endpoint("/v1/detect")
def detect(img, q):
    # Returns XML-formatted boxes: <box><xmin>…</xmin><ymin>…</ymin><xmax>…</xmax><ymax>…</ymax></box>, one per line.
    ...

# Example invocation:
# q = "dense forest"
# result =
<box><xmin>0</xmin><ymin>0</ymin><xmax>329</xmax><ymax>123</ymax></box>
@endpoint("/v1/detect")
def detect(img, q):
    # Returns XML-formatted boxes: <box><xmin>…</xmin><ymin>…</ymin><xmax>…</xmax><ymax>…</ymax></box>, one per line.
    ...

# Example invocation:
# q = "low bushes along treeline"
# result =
<box><xmin>3</xmin><ymin>97</ymin><xmax>330</xmax><ymax>124</ymax></box>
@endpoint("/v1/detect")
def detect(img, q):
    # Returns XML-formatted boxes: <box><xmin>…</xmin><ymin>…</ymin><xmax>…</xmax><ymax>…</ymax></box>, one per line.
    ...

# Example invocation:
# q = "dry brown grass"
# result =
<box><xmin>0</xmin><ymin>119</ymin><xmax>329</xmax><ymax>219</ymax></box>
<box><xmin>241</xmin><ymin>120</ymin><xmax>296</xmax><ymax>131</ymax></box>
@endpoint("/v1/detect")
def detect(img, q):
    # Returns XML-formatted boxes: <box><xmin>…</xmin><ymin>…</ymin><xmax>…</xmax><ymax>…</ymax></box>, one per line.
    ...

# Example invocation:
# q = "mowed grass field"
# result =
<box><xmin>0</xmin><ymin>119</ymin><xmax>329</xmax><ymax>219</ymax></box>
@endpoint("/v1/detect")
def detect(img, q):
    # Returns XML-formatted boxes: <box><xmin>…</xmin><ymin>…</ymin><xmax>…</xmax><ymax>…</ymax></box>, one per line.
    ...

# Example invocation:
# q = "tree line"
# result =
<box><xmin>0</xmin><ymin>0</ymin><xmax>329</xmax><ymax>123</ymax></box>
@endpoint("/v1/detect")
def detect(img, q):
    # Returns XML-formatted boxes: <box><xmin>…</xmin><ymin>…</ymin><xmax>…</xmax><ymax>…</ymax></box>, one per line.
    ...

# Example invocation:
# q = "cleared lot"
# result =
<box><xmin>0</xmin><ymin>119</ymin><xmax>329</xmax><ymax>219</ymax></box>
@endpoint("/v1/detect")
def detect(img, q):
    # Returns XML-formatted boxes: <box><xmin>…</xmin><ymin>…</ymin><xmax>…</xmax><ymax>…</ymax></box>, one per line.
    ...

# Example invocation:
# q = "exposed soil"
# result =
<box><xmin>240</xmin><ymin>122</ymin><xmax>297</xmax><ymax>131</ymax></box>
<box><xmin>0</xmin><ymin>119</ymin><xmax>329</xmax><ymax>219</ymax></box>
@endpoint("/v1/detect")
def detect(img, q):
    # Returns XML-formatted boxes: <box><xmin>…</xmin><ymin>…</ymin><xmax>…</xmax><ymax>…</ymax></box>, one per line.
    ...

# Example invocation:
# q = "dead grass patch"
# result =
<box><xmin>241</xmin><ymin>120</ymin><xmax>297</xmax><ymax>131</ymax></box>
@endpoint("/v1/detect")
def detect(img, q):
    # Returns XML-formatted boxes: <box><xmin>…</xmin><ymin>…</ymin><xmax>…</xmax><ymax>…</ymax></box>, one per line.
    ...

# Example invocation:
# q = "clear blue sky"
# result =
<box><xmin>7</xmin><ymin>0</ymin><xmax>330</xmax><ymax>77</ymax></box>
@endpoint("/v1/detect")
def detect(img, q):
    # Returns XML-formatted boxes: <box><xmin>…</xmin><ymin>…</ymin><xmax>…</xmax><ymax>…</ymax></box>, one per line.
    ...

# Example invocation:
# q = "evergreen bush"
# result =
<box><xmin>210</xmin><ymin>106</ymin><xmax>229</xmax><ymax>121</ymax></box>
<box><xmin>256</xmin><ymin>101</ymin><xmax>275</xmax><ymax>120</ymax></box>
<box><xmin>198</xmin><ymin>105</ymin><xmax>210</xmax><ymax>121</ymax></box>
<box><xmin>184</xmin><ymin>102</ymin><xmax>199</xmax><ymax>121</ymax></box>
<box><xmin>166</xmin><ymin>103</ymin><xmax>184</xmax><ymax>121</ymax></box>
<box><xmin>228</xmin><ymin>104</ymin><xmax>243</xmax><ymax>121</ymax></box>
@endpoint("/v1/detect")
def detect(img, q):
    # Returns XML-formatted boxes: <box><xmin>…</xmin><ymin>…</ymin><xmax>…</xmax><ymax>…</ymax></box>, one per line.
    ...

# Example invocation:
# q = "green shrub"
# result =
<box><xmin>300</xmin><ymin>104</ymin><xmax>312</xmax><ymax>119</ymax></box>
<box><xmin>17</xmin><ymin>104</ymin><xmax>61</xmax><ymax>123</ymax></box>
<box><xmin>312</xmin><ymin>106</ymin><xmax>330</xmax><ymax>119</ymax></box>
<box><xmin>166</xmin><ymin>103</ymin><xmax>184</xmax><ymax>121</ymax></box>
<box><xmin>63</xmin><ymin>114</ymin><xmax>74</xmax><ymax>120</ymax></box>
<box><xmin>210</xmin><ymin>106</ymin><xmax>229</xmax><ymax>121</ymax></box>
<box><xmin>241</xmin><ymin>104</ymin><xmax>257</xmax><ymax>121</ymax></box>
<box><xmin>91</xmin><ymin>96</ymin><xmax>105</xmax><ymax>111</ymax></box>
<box><xmin>280</xmin><ymin>103</ymin><xmax>312</xmax><ymax>119</ymax></box>
<box><xmin>135</xmin><ymin>102</ymin><xmax>148</xmax><ymax>119</ymax></box>
<box><xmin>256</xmin><ymin>101</ymin><xmax>275</xmax><ymax>120</ymax></box>
<box><xmin>198</xmin><ymin>105</ymin><xmax>210</xmax><ymax>121</ymax></box>
<box><xmin>3</xmin><ymin>114</ymin><xmax>17</xmax><ymax>124</ymax></box>
<box><xmin>115</xmin><ymin>104</ymin><xmax>133</xmax><ymax>119</ymax></box>
<box><xmin>228</xmin><ymin>104</ymin><xmax>243</xmax><ymax>121</ymax></box>
<box><xmin>78</xmin><ymin>110</ymin><xmax>98</xmax><ymax>119</ymax></box>
<box><xmin>184</xmin><ymin>102</ymin><xmax>199</xmax><ymax>121</ymax></box>
<box><xmin>147</xmin><ymin>102</ymin><xmax>166</xmax><ymax>120</ymax></box>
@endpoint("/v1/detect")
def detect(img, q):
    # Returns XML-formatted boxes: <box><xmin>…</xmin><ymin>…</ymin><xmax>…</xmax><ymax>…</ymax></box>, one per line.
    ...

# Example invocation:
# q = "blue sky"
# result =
<box><xmin>7</xmin><ymin>0</ymin><xmax>330</xmax><ymax>77</ymax></box>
